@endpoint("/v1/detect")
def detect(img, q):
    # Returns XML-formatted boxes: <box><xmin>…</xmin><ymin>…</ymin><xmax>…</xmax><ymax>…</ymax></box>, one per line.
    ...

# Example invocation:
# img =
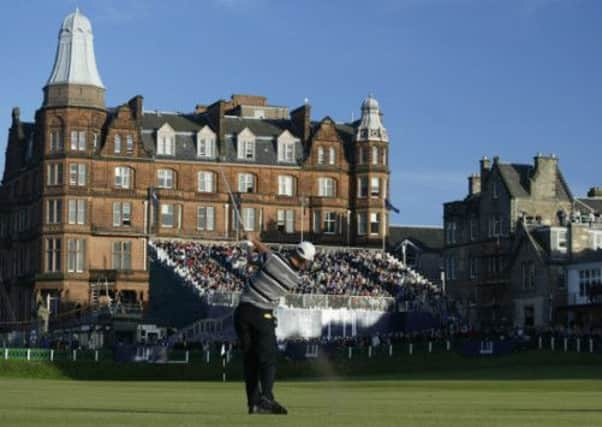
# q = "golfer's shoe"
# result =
<box><xmin>249</xmin><ymin>397</ymin><xmax>288</xmax><ymax>415</ymax></box>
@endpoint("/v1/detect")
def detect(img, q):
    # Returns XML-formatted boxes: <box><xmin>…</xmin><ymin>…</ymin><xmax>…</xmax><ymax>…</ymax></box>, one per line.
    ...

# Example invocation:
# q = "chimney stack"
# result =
<box><xmin>468</xmin><ymin>174</ymin><xmax>481</xmax><ymax>196</ymax></box>
<box><xmin>480</xmin><ymin>156</ymin><xmax>491</xmax><ymax>183</ymax></box>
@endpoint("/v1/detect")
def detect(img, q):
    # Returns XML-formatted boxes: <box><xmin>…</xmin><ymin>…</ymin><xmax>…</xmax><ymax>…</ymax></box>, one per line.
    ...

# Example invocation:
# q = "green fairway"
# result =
<box><xmin>1</xmin><ymin>377</ymin><xmax>602</xmax><ymax>427</ymax></box>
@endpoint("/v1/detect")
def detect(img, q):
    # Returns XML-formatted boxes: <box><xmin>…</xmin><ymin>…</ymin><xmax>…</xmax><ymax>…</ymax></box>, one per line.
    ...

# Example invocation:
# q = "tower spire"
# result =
<box><xmin>43</xmin><ymin>9</ymin><xmax>105</xmax><ymax>108</ymax></box>
<box><xmin>355</xmin><ymin>94</ymin><xmax>388</xmax><ymax>142</ymax></box>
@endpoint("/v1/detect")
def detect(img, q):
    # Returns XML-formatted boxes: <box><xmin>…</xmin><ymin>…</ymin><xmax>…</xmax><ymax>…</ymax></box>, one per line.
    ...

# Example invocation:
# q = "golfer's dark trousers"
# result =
<box><xmin>234</xmin><ymin>302</ymin><xmax>277</xmax><ymax>408</ymax></box>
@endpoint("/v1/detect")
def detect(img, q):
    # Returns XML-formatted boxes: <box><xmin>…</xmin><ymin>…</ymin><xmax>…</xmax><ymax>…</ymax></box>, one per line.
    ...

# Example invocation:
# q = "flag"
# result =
<box><xmin>385</xmin><ymin>198</ymin><xmax>400</xmax><ymax>214</ymax></box>
<box><xmin>150</xmin><ymin>187</ymin><xmax>159</xmax><ymax>206</ymax></box>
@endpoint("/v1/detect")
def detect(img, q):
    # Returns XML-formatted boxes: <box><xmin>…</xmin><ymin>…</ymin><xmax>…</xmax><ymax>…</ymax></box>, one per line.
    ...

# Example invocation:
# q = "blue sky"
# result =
<box><xmin>1</xmin><ymin>0</ymin><xmax>601</xmax><ymax>226</ymax></box>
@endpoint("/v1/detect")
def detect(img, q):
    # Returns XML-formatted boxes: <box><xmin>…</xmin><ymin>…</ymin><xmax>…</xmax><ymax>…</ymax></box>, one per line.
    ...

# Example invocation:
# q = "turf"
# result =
<box><xmin>1</xmin><ymin>377</ymin><xmax>602</xmax><ymax>427</ymax></box>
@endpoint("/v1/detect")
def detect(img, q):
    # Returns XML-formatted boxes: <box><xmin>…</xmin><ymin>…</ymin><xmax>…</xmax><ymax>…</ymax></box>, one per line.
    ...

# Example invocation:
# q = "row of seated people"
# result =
<box><xmin>150</xmin><ymin>240</ymin><xmax>444</xmax><ymax>305</ymax></box>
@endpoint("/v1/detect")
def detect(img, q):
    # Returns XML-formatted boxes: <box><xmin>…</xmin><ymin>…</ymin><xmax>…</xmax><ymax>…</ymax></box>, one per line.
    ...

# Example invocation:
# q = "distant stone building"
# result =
<box><xmin>443</xmin><ymin>154</ymin><xmax>574</xmax><ymax>328</ymax></box>
<box><xmin>0</xmin><ymin>10</ymin><xmax>391</xmax><ymax>327</ymax></box>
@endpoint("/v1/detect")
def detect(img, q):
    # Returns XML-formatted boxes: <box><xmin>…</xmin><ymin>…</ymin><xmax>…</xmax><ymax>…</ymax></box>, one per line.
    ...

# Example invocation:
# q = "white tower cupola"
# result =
<box><xmin>355</xmin><ymin>95</ymin><xmax>388</xmax><ymax>142</ymax></box>
<box><xmin>43</xmin><ymin>9</ymin><xmax>106</xmax><ymax>108</ymax></box>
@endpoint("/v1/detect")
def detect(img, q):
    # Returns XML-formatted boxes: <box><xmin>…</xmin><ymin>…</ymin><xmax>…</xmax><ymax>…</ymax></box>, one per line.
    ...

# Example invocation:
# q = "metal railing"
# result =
<box><xmin>204</xmin><ymin>291</ymin><xmax>396</xmax><ymax>312</ymax></box>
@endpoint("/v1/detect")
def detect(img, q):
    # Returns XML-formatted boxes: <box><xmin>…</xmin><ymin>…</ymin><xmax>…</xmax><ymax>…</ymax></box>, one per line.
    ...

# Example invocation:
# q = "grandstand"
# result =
<box><xmin>149</xmin><ymin>240</ymin><xmax>460</xmax><ymax>343</ymax></box>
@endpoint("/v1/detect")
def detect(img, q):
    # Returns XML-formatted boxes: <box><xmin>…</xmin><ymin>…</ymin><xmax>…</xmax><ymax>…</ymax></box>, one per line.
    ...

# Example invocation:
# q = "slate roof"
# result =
<box><xmin>140</xmin><ymin>112</ymin><xmax>358</xmax><ymax>166</ymax></box>
<box><xmin>388</xmin><ymin>225</ymin><xmax>444</xmax><ymax>252</ymax></box>
<box><xmin>496</xmin><ymin>163</ymin><xmax>572</xmax><ymax>201</ymax></box>
<box><xmin>578</xmin><ymin>198</ymin><xmax>602</xmax><ymax>214</ymax></box>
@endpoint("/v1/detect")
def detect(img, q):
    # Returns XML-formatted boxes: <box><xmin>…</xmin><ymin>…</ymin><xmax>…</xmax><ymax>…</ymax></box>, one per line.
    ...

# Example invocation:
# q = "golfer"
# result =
<box><xmin>234</xmin><ymin>236</ymin><xmax>316</xmax><ymax>415</ymax></box>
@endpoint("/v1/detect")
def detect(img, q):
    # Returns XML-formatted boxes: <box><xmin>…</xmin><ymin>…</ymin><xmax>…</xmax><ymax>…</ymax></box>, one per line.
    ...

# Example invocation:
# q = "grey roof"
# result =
<box><xmin>388</xmin><ymin>225</ymin><xmax>444</xmax><ymax>252</ymax></box>
<box><xmin>141</xmin><ymin>112</ymin><xmax>304</xmax><ymax>165</ymax></box>
<box><xmin>496</xmin><ymin>163</ymin><xmax>572</xmax><ymax>200</ymax></box>
<box><xmin>142</xmin><ymin>112</ymin><xmax>208</xmax><ymax>132</ymax></box>
<box><xmin>578</xmin><ymin>198</ymin><xmax>602</xmax><ymax>214</ymax></box>
<box><xmin>223</xmin><ymin>117</ymin><xmax>293</xmax><ymax>137</ymax></box>
<box><xmin>497</xmin><ymin>164</ymin><xmax>531</xmax><ymax>198</ymax></box>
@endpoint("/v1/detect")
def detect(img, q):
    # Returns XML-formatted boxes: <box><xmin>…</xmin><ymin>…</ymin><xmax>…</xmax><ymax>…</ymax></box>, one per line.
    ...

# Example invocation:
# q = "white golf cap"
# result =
<box><xmin>295</xmin><ymin>241</ymin><xmax>316</xmax><ymax>262</ymax></box>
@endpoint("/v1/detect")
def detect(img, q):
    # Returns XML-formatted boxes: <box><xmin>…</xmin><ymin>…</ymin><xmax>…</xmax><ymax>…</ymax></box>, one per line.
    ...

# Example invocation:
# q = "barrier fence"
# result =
<box><xmin>2</xmin><ymin>336</ymin><xmax>601</xmax><ymax>364</ymax></box>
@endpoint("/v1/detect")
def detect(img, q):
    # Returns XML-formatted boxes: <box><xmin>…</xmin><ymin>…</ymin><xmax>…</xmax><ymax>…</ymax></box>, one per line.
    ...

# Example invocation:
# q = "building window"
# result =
<box><xmin>237</xmin><ymin>137</ymin><xmax>255</xmax><ymax>160</ymax></box>
<box><xmin>68</xmin><ymin>199</ymin><xmax>86</xmax><ymax>225</ymax></box>
<box><xmin>197</xmin><ymin>206</ymin><xmax>215</xmax><ymax>231</ymax></box>
<box><xmin>126</xmin><ymin>135</ymin><xmax>134</xmax><ymax>153</ymax></box>
<box><xmin>470</xmin><ymin>217</ymin><xmax>477</xmax><ymax>241</ymax></box>
<box><xmin>593</xmin><ymin>232</ymin><xmax>602</xmax><ymax>250</ymax></box>
<box><xmin>47</xmin><ymin>163</ymin><xmax>63</xmax><ymax>186</ymax></box>
<box><xmin>278</xmin><ymin>175</ymin><xmax>295</xmax><ymax>196</ymax></box>
<box><xmin>370</xmin><ymin>212</ymin><xmax>380</xmax><ymax>235</ymax></box>
<box><xmin>313</xmin><ymin>211</ymin><xmax>321</xmax><ymax>233</ymax></box>
<box><xmin>493</xmin><ymin>180</ymin><xmax>499</xmax><ymax>199</ymax></box>
<box><xmin>112</xmin><ymin>202</ymin><xmax>132</xmax><ymax>227</ymax></box>
<box><xmin>71</xmin><ymin>130</ymin><xmax>86</xmax><ymax>151</ymax></box>
<box><xmin>277</xmin><ymin>210</ymin><xmax>295</xmax><ymax>233</ymax></box>
<box><xmin>158</xmin><ymin>134</ymin><xmax>175</xmax><ymax>156</ymax></box>
<box><xmin>324</xmin><ymin>212</ymin><xmax>337</xmax><ymax>234</ymax></box>
<box><xmin>329</xmin><ymin>147</ymin><xmax>336</xmax><ymax>165</ymax></box>
<box><xmin>50</xmin><ymin>130</ymin><xmax>63</xmax><ymax>152</ymax></box>
<box><xmin>67</xmin><ymin>239</ymin><xmax>85</xmax><ymax>273</ymax></box>
<box><xmin>197</xmin><ymin>137</ymin><xmax>215</xmax><ymax>159</ymax></box>
<box><xmin>446</xmin><ymin>221</ymin><xmax>457</xmax><ymax>244</ymax></box>
<box><xmin>318</xmin><ymin>147</ymin><xmax>325</xmax><ymax>164</ymax></box>
<box><xmin>489</xmin><ymin>215</ymin><xmax>502</xmax><ymax>237</ymax></box>
<box><xmin>278</xmin><ymin>140</ymin><xmax>295</xmax><ymax>163</ymax></box>
<box><xmin>557</xmin><ymin>230</ymin><xmax>567</xmax><ymax>252</ymax></box>
<box><xmin>357</xmin><ymin>213</ymin><xmax>367</xmax><ymax>235</ymax></box>
<box><xmin>578</xmin><ymin>269</ymin><xmax>601</xmax><ymax>298</ymax></box>
<box><xmin>318</xmin><ymin>177</ymin><xmax>336</xmax><ymax>198</ymax></box>
<box><xmin>161</xmin><ymin>204</ymin><xmax>174</xmax><ymax>228</ymax></box>
<box><xmin>92</xmin><ymin>133</ymin><xmax>98</xmax><ymax>150</ymax></box>
<box><xmin>357</xmin><ymin>177</ymin><xmax>368</xmax><ymax>198</ymax></box>
<box><xmin>46</xmin><ymin>200</ymin><xmax>62</xmax><ymax>225</ymax></box>
<box><xmin>372</xmin><ymin>146</ymin><xmax>378</xmax><ymax>165</ymax></box>
<box><xmin>238</xmin><ymin>173</ymin><xmax>256</xmax><ymax>193</ymax></box>
<box><xmin>524</xmin><ymin>306</ymin><xmax>535</xmax><ymax>327</ymax></box>
<box><xmin>114</xmin><ymin>135</ymin><xmax>121</xmax><ymax>154</ymax></box>
<box><xmin>46</xmin><ymin>238</ymin><xmax>61</xmax><ymax>272</ymax></box>
<box><xmin>370</xmin><ymin>177</ymin><xmax>380</xmax><ymax>198</ymax></box>
<box><xmin>112</xmin><ymin>241</ymin><xmax>132</xmax><ymax>271</ymax></box>
<box><xmin>241</xmin><ymin>207</ymin><xmax>256</xmax><ymax>231</ymax></box>
<box><xmin>114</xmin><ymin>167</ymin><xmax>133</xmax><ymax>189</ymax></box>
<box><xmin>69</xmin><ymin>163</ymin><xmax>87</xmax><ymax>186</ymax></box>
<box><xmin>382</xmin><ymin>148</ymin><xmax>387</xmax><ymax>166</ymax></box>
<box><xmin>197</xmin><ymin>171</ymin><xmax>216</xmax><ymax>193</ymax></box>
<box><xmin>469</xmin><ymin>256</ymin><xmax>478</xmax><ymax>279</ymax></box>
<box><xmin>157</xmin><ymin>169</ymin><xmax>175</xmax><ymax>189</ymax></box>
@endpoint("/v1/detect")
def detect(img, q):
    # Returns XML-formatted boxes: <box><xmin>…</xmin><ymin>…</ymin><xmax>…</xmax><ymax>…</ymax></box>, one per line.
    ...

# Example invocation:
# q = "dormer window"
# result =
<box><xmin>197</xmin><ymin>126</ymin><xmax>216</xmax><ymax>159</ymax></box>
<box><xmin>329</xmin><ymin>147</ymin><xmax>336</xmax><ymax>165</ymax></box>
<box><xmin>237</xmin><ymin>128</ymin><xmax>256</xmax><ymax>161</ymax></box>
<box><xmin>277</xmin><ymin>130</ymin><xmax>296</xmax><ymax>163</ymax></box>
<box><xmin>126</xmin><ymin>135</ymin><xmax>134</xmax><ymax>153</ymax></box>
<box><xmin>493</xmin><ymin>181</ymin><xmax>499</xmax><ymax>199</ymax></box>
<box><xmin>157</xmin><ymin>123</ymin><xmax>176</xmax><ymax>156</ymax></box>
<box><xmin>114</xmin><ymin>135</ymin><xmax>121</xmax><ymax>154</ymax></box>
<box><xmin>318</xmin><ymin>147</ymin><xmax>325</xmax><ymax>164</ymax></box>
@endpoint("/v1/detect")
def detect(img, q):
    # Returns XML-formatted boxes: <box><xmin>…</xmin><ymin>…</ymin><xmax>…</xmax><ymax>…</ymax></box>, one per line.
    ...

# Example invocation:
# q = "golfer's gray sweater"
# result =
<box><xmin>239</xmin><ymin>251</ymin><xmax>301</xmax><ymax>310</ymax></box>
